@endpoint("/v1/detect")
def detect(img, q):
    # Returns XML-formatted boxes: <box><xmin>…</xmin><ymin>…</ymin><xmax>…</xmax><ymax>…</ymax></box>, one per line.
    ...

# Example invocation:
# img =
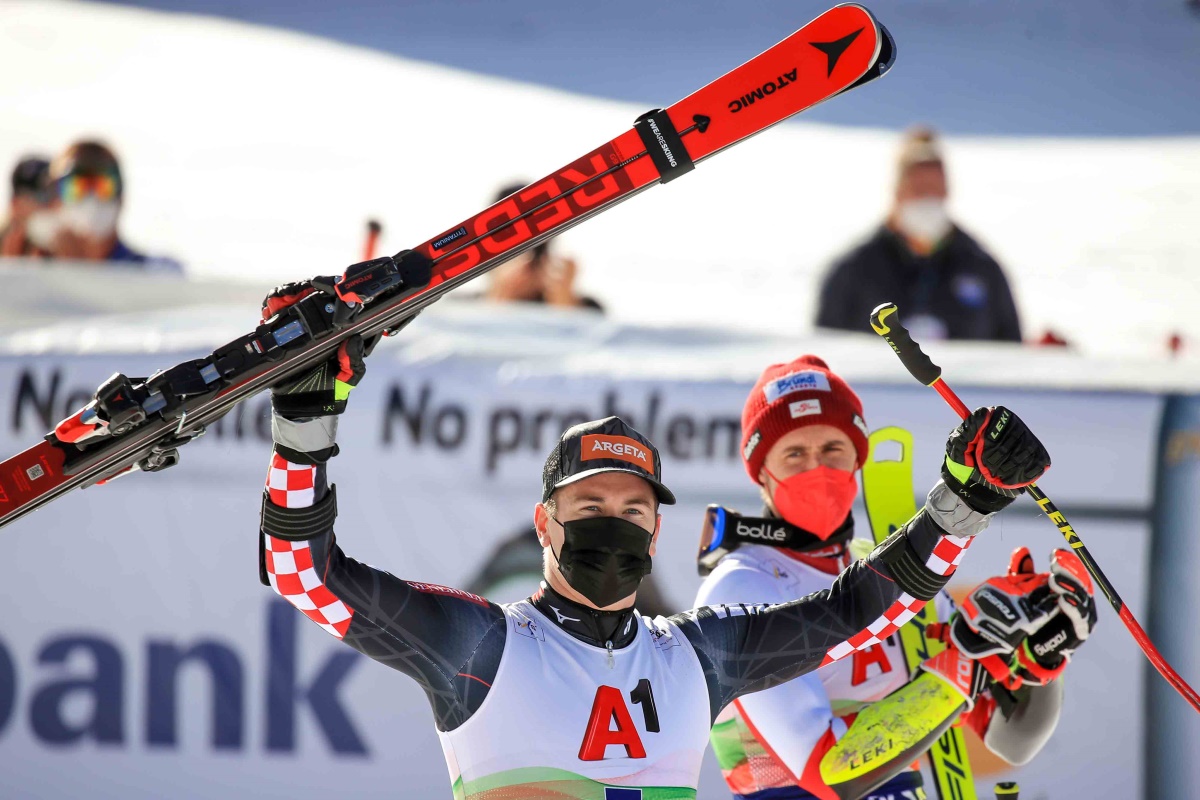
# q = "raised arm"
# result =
<box><xmin>257</xmin><ymin>283</ymin><xmax>506</xmax><ymax>732</ymax></box>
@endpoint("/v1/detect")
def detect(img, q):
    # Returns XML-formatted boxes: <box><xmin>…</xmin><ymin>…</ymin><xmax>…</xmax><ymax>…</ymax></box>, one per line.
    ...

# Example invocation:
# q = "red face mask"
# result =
<box><xmin>765</xmin><ymin>465</ymin><xmax>858</xmax><ymax>540</ymax></box>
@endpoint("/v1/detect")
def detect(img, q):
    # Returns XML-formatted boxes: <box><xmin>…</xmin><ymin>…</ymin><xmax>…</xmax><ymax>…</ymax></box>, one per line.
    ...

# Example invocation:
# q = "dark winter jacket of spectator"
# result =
<box><xmin>816</xmin><ymin>224</ymin><xmax>1022</xmax><ymax>342</ymax></box>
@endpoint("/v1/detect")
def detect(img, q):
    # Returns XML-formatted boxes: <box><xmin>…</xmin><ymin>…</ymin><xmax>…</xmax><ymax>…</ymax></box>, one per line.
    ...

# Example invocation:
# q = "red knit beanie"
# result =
<box><xmin>741</xmin><ymin>355</ymin><xmax>869</xmax><ymax>484</ymax></box>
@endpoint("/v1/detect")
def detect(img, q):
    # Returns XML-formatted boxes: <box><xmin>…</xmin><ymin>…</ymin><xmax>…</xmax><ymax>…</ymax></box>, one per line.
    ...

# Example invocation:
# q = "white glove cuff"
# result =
<box><xmin>926</xmin><ymin>480</ymin><xmax>995</xmax><ymax>539</ymax></box>
<box><xmin>272</xmin><ymin>412</ymin><xmax>339</xmax><ymax>454</ymax></box>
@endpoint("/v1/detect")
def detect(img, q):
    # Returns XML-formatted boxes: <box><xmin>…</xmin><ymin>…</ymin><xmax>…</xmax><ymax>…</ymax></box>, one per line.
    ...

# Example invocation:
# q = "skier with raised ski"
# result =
<box><xmin>254</xmin><ymin>282</ymin><xmax>1059</xmax><ymax>800</ymax></box>
<box><xmin>696</xmin><ymin>355</ymin><xmax>1097</xmax><ymax>800</ymax></box>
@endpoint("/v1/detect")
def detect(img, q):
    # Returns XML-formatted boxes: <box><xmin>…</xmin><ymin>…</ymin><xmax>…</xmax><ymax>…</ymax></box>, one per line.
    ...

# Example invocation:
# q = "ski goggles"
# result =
<box><xmin>57</xmin><ymin>172</ymin><xmax>121</xmax><ymax>204</ymax></box>
<box><xmin>696</xmin><ymin>505</ymin><xmax>730</xmax><ymax>576</ymax></box>
<box><xmin>697</xmin><ymin>504</ymin><xmax>819</xmax><ymax>576</ymax></box>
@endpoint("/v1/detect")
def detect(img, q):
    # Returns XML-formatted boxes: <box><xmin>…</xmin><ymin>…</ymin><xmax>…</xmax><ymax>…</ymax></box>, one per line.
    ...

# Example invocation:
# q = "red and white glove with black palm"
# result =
<box><xmin>921</xmin><ymin>546</ymin><xmax>1097</xmax><ymax>705</ymax></box>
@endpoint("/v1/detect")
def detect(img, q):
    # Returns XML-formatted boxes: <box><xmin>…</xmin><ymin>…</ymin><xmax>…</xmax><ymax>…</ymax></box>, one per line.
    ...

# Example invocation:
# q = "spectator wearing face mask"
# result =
<box><xmin>0</xmin><ymin>156</ymin><xmax>53</xmax><ymax>257</ymax></box>
<box><xmin>815</xmin><ymin>126</ymin><xmax>1021</xmax><ymax>342</ymax></box>
<box><xmin>45</xmin><ymin>140</ymin><xmax>182</xmax><ymax>272</ymax></box>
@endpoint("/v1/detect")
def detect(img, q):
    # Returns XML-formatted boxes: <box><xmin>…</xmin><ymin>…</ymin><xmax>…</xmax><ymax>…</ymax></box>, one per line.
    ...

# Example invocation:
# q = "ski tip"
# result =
<box><xmin>874</xmin><ymin>22</ymin><xmax>897</xmax><ymax>77</ymax></box>
<box><xmin>824</xmin><ymin>7</ymin><xmax>896</xmax><ymax>95</ymax></box>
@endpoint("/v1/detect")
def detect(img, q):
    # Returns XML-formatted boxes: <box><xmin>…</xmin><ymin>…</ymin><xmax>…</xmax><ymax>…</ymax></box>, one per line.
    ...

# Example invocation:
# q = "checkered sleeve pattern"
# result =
<box><xmin>262</xmin><ymin>452</ymin><xmax>356</xmax><ymax>639</ymax></box>
<box><xmin>266</xmin><ymin>451</ymin><xmax>316</xmax><ymax>508</ymax></box>
<box><xmin>819</xmin><ymin>534</ymin><xmax>973</xmax><ymax>667</ymax></box>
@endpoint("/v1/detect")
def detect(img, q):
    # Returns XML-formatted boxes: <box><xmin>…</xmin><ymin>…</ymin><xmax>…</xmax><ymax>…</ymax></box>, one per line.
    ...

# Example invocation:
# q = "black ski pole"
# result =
<box><xmin>869</xmin><ymin>301</ymin><xmax>1200</xmax><ymax>715</ymax></box>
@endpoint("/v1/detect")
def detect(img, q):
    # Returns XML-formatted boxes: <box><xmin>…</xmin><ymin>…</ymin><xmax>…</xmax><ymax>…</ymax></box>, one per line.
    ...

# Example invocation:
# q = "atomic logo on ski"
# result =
<box><xmin>727</xmin><ymin>69</ymin><xmax>799</xmax><ymax>114</ymax></box>
<box><xmin>810</xmin><ymin>28</ymin><xmax>863</xmax><ymax>77</ymax></box>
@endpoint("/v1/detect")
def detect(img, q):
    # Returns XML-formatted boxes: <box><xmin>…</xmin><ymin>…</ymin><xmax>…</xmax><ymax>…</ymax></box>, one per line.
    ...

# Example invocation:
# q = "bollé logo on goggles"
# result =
<box><xmin>581</xmin><ymin>434</ymin><xmax>652</xmax><ymax>468</ymax></box>
<box><xmin>737</xmin><ymin>520</ymin><xmax>787</xmax><ymax>542</ymax></box>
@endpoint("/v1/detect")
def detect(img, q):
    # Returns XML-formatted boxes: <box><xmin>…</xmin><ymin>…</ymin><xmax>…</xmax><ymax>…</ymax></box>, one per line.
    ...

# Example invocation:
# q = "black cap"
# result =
<box><xmin>11</xmin><ymin>157</ymin><xmax>50</xmax><ymax>197</ymax></box>
<box><xmin>542</xmin><ymin>416</ymin><xmax>676</xmax><ymax>505</ymax></box>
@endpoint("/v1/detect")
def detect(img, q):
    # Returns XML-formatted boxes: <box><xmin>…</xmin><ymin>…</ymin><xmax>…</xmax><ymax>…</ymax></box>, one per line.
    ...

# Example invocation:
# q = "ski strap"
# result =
<box><xmin>633</xmin><ymin>108</ymin><xmax>701</xmax><ymax>183</ymax></box>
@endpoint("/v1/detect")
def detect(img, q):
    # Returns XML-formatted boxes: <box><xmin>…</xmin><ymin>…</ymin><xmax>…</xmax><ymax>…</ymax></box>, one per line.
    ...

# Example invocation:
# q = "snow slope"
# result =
<box><xmin>1</xmin><ymin>0</ymin><xmax>1198</xmax><ymax>360</ymax></box>
<box><xmin>108</xmin><ymin>0</ymin><xmax>1200</xmax><ymax>136</ymax></box>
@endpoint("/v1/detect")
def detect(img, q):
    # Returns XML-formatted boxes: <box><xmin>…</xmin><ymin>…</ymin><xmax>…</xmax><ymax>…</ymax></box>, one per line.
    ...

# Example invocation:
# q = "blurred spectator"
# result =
<box><xmin>0</xmin><ymin>156</ymin><xmax>53</xmax><ymax>257</ymax></box>
<box><xmin>816</xmin><ymin>126</ymin><xmax>1021</xmax><ymax>342</ymax></box>
<box><xmin>44</xmin><ymin>140</ymin><xmax>182</xmax><ymax>272</ymax></box>
<box><xmin>483</xmin><ymin>182</ymin><xmax>603</xmax><ymax>311</ymax></box>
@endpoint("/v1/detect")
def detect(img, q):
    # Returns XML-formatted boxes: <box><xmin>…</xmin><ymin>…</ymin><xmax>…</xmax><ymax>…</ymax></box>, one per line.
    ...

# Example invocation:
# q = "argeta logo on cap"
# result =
<box><xmin>581</xmin><ymin>434</ymin><xmax>652</xmax><ymax>469</ymax></box>
<box><xmin>763</xmin><ymin>370</ymin><xmax>831</xmax><ymax>402</ymax></box>
<box><xmin>789</xmin><ymin>399</ymin><xmax>822</xmax><ymax>419</ymax></box>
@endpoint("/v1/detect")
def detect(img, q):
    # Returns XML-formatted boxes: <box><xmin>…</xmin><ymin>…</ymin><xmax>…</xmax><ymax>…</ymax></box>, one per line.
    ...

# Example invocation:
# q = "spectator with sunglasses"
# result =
<box><xmin>44</xmin><ymin>140</ymin><xmax>182</xmax><ymax>272</ymax></box>
<box><xmin>0</xmin><ymin>156</ymin><xmax>53</xmax><ymax>258</ymax></box>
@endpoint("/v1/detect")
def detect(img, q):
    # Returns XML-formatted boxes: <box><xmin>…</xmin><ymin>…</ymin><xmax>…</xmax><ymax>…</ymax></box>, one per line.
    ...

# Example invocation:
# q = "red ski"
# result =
<box><xmin>0</xmin><ymin>4</ymin><xmax>894</xmax><ymax>530</ymax></box>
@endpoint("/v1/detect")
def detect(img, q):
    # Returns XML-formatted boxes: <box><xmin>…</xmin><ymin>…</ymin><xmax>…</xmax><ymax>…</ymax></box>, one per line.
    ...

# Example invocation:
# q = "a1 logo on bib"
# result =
<box><xmin>579</xmin><ymin>680</ymin><xmax>660</xmax><ymax>761</ymax></box>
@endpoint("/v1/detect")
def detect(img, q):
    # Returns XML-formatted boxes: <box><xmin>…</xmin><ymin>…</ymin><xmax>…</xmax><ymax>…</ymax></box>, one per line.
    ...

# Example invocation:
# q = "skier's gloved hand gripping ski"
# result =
<box><xmin>257</xmin><ymin>285</ymin><xmax>371</xmax><ymax>585</ymax></box>
<box><xmin>1</xmin><ymin>3</ymin><xmax>895</xmax><ymax>531</ymax></box>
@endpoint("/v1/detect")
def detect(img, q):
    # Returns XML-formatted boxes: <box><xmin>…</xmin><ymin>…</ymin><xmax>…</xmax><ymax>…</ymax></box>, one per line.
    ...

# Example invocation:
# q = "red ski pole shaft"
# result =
<box><xmin>363</xmin><ymin>219</ymin><xmax>382</xmax><ymax>261</ymax></box>
<box><xmin>869</xmin><ymin>301</ymin><xmax>1200</xmax><ymax>715</ymax></box>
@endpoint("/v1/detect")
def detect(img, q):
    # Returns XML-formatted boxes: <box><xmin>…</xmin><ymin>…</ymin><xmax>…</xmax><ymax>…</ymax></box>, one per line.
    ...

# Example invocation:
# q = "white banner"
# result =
<box><xmin>0</xmin><ymin>310</ymin><xmax>1169</xmax><ymax>798</ymax></box>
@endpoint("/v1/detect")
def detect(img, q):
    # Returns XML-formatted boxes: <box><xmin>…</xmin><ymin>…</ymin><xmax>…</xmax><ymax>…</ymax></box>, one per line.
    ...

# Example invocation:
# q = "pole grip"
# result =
<box><xmin>870</xmin><ymin>302</ymin><xmax>942</xmax><ymax>386</ymax></box>
<box><xmin>994</xmin><ymin>782</ymin><xmax>1019</xmax><ymax>799</ymax></box>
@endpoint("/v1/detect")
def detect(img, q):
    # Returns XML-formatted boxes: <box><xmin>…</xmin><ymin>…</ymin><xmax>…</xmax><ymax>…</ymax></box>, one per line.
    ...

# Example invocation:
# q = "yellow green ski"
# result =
<box><xmin>863</xmin><ymin>426</ymin><xmax>977</xmax><ymax>800</ymax></box>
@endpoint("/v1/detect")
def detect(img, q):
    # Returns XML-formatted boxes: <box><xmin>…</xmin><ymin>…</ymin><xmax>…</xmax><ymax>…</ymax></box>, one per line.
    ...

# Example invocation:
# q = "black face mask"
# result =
<box><xmin>551</xmin><ymin>515</ymin><xmax>654</xmax><ymax>609</ymax></box>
